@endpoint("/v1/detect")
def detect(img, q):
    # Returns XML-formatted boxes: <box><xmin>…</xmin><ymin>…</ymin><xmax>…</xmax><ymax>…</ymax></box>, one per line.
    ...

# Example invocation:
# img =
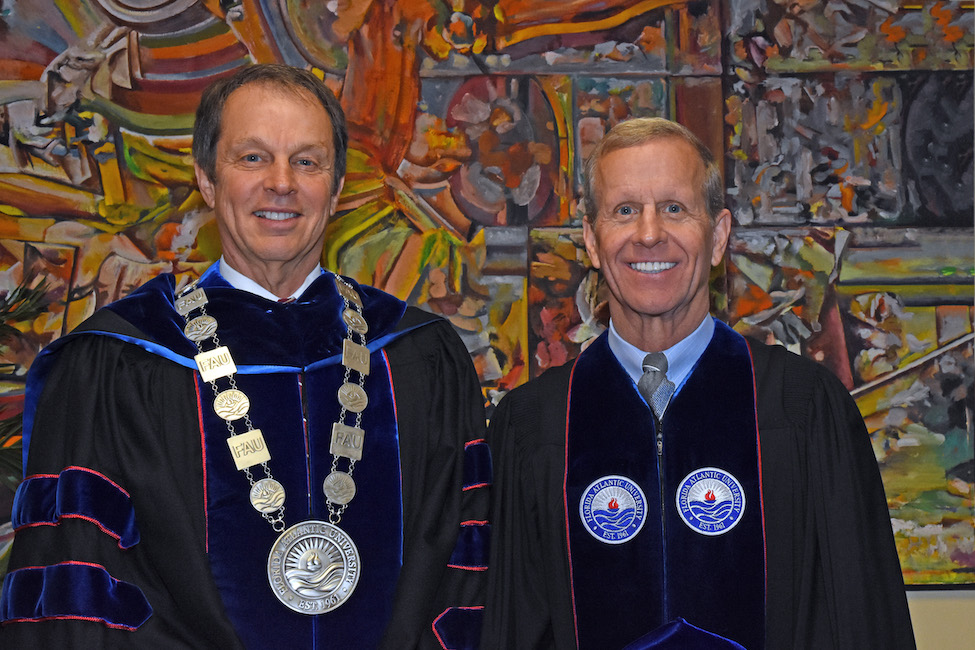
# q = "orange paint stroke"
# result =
<box><xmin>138</xmin><ymin>44</ymin><xmax>249</xmax><ymax>77</ymax></box>
<box><xmin>840</xmin><ymin>183</ymin><xmax>854</xmax><ymax>212</ymax></box>
<box><xmin>860</xmin><ymin>101</ymin><xmax>889</xmax><ymax>131</ymax></box>
<box><xmin>0</xmin><ymin>60</ymin><xmax>47</xmax><ymax>80</ymax></box>
<box><xmin>112</xmin><ymin>83</ymin><xmax>215</xmax><ymax>117</ymax></box>
<box><xmin>2</xmin><ymin>435</ymin><xmax>22</xmax><ymax>449</ymax></box>
<box><xmin>0</xmin><ymin>176</ymin><xmax>96</xmax><ymax>219</ymax></box>
<box><xmin>496</xmin><ymin>0</ymin><xmax>675</xmax><ymax>49</ymax></box>
<box><xmin>931</xmin><ymin>2</ymin><xmax>966</xmax><ymax>43</ymax></box>
<box><xmin>879</xmin><ymin>17</ymin><xmax>906</xmax><ymax>43</ymax></box>
<box><xmin>344</xmin><ymin>5</ymin><xmax>422</xmax><ymax>173</ymax></box>
<box><xmin>144</xmin><ymin>28</ymin><xmax>241</xmax><ymax>60</ymax></box>
<box><xmin>734</xmin><ymin>283</ymin><xmax>774</xmax><ymax>317</ymax></box>
<box><xmin>230</xmin><ymin>0</ymin><xmax>284</xmax><ymax>63</ymax></box>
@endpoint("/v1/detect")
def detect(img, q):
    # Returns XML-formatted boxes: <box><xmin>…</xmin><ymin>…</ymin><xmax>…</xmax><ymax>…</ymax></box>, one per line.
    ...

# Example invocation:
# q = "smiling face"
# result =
<box><xmin>583</xmin><ymin>137</ymin><xmax>731</xmax><ymax>349</ymax></box>
<box><xmin>194</xmin><ymin>82</ymin><xmax>344</xmax><ymax>296</ymax></box>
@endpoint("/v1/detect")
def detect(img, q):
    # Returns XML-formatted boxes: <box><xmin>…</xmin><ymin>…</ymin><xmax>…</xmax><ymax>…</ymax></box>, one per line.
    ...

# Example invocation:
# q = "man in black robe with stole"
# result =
<box><xmin>481</xmin><ymin>118</ymin><xmax>915</xmax><ymax>649</ymax></box>
<box><xmin>0</xmin><ymin>64</ymin><xmax>488</xmax><ymax>649</ymax></box>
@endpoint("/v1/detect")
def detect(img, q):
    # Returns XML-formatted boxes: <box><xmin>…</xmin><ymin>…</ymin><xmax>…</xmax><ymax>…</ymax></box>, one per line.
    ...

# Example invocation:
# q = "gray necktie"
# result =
<box><xmin>638</xmin><ymin>352</ymin><xmax>675</xmax><ymax>419</ymax></box>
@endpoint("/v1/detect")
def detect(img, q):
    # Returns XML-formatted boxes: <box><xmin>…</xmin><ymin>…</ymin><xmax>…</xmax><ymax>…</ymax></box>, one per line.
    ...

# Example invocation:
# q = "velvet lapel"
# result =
<box><xmin>565</xmin><ymin>322</ymin><xmax>766</xmax><ymax>649</ymax></box>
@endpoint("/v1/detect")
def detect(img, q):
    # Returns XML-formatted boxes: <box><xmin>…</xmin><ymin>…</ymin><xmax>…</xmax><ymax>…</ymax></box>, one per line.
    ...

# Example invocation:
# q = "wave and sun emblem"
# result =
<box><xmin>676</xmin><ymin>467</ymin><xmax>745</xmax><ymax>536</ymax></box>
<box><xmin>579</xmin><ymin>475</ymin><xmax>647</xmax><ymax>544</ymax></box>
<box><xmin>285</xmin><ymin>536</ymin><xmax>345</xmax><ymax>597</ymax></box>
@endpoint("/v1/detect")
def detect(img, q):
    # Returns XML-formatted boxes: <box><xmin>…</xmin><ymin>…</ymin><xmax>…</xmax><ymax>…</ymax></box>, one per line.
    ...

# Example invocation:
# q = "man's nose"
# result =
<box><xmin>265</xmin><ymin>160</ymin><xmax>297</xmax><ymax>194</ymax></box>
<box><xmin>635</xmin><ymin>206</ymin><xmax>666</xmax><ymax>244</ymax></box>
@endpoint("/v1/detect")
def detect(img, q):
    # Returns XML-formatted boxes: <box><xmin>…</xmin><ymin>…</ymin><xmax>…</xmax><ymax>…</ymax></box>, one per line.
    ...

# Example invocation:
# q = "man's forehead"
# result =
<box><xmin>217</xmin><ymin>85</ymin><xmax>333</xmax><ymax>152</ymax></box>
<box><xmin>597</xmin><ymin>144</ymin><xmax>705</xmax><ymax>196</ymax></box>
<box><xmin>603</xmin><ymin>138</ymin><xmax>704</xmax><ymax>170</ymax></box>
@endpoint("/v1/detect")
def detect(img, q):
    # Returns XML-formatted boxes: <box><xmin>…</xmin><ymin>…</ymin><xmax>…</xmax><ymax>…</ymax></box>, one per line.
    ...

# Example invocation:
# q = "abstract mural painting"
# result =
<box><xmin>0</xmin><ymin>0</ymin><xmax>972</xmax><ymax>586</ymax></box>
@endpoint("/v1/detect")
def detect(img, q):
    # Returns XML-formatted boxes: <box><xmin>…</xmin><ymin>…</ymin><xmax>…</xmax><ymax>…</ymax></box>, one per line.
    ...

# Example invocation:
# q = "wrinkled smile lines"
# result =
<box><xmin>630</xmin><ymin>261</ymin><xmax>676</xmax><ymax>273</ymax></box>
<box><xmin>254</xmin><ymin>210</ymin><xmax>300</xmax><ymax>221</ymax></box>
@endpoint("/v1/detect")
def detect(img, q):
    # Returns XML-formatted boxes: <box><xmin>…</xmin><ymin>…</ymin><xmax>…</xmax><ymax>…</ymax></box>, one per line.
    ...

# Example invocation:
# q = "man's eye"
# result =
<box><xmin>617</xmin><ymin>205</ymin><xmax>635</xmax><ymax>216</ymax></box>
<box><xmin>663</xmin><ymin>203</ymin><xmax>683</xmax><ymax>213</ymax></box>
<box><xmin>243</xmin><ymin>154</ymin><xmax>261</xmax><ymax>162</ymax></box>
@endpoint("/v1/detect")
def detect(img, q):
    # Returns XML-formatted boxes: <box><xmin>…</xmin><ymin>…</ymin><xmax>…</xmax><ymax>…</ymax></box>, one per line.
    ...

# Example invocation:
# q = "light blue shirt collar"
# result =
<box><xmin>607</xmin><ymin>315</ymin><xmax>715</xmax><ymax>397</ymax></box>
<box><xmin>218</xmin><ymin>257</ymin><xmax>324</xmax><ymax>302</ymax></box>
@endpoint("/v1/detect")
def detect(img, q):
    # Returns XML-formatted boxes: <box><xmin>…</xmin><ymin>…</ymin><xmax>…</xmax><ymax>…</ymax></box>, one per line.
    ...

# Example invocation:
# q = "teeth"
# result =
<box><xmin>255</xmin><ymin>211</ymin><xmax>298</xmax><ymax>221</ymax></box>
<box><xmin>631</xmin><ymin>261</ymin><xmax>676</xmax><ymax>273</ymax></box>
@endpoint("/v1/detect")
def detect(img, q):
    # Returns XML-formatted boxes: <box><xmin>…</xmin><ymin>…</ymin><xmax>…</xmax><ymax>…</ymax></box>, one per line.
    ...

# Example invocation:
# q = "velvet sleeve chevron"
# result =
<box><xmin>0</xmin><ymin>328</ymin><xmax>244</xmax><ymax>647</ymax></box>
<box><xmin>448</xmin><ymin>439</ymin><xmax>491</xmax><ymax>571</ymax></box>
<box><xmin>12</xmin><ymin>467</ymin><xmax>139</xmax><ymax>549</ymax></box>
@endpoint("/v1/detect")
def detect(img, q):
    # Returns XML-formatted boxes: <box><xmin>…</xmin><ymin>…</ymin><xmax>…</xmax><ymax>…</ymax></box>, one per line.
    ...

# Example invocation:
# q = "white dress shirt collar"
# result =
<box><xmin>607</xmin><ymin>315</ymin><xmax>715</xmax><ymax>396</ymax></box>
<box><xmin>218</xmin><ymin>257</ymin><xmax>324</xmax><ymax>302</ymax></box>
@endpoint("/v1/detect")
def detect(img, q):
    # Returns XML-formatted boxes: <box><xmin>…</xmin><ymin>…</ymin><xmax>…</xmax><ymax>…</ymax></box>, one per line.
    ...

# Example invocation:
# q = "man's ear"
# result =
<box><xmin>582</xmin><ymin>218</ymin><xmax>602</xmax><ymax>270</ymax></box>
<box><xmin>195</xmin><ymin>163</ymin><xmax>216</xmax><ymax>208</ymax></box>
<box><xmin>329</xmin><ymin>176</ymin><xmax>345</xmax><ymax>215</ymax></box>
<box><xmin>710</xmin><ymin>208</ymin><xmax>733</xmax><ymax>267</ymax></box>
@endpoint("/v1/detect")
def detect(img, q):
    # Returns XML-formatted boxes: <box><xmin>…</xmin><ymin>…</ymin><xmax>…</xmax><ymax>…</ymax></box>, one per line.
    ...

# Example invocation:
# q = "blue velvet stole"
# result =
<box><xmin>19</xmin><ymin>267</ymin><xmax>412</xmax><ymax>467</ymax></box>
<box><xmin>564</xmin><ymin>322</ymin><xmax>766</xmax><ymax>650</ymax></box>
<box><xmin>197</xmin><ymin>342</ymin><xmax>402</xmax><ymax>648</ymax></box>
<box><xmin>15</xmin><ymin>266</ymin><xmax>423</xmax><ymax>646</ymax></box>
<box><xmin>621</xmin><ymin>618</ymin><xmax>747</xmax><ymax>650</ymax></box>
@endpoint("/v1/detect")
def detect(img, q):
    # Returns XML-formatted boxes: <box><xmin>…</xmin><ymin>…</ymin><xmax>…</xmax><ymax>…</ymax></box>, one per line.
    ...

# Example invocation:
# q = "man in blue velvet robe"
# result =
<box><xmin>0</xmin><ymin>64</ymin><xmax>488</xmax><ymax>649</ymax></box>
<box><xmin>481</xmin><ymin>118</ymin><xmax>915</xmax><ymax>649</ymax></box>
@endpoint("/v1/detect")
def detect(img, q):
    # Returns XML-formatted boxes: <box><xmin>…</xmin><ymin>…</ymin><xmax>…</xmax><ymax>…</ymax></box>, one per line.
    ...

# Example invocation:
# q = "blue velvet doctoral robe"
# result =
<box><xmin>481</xmin><ymin>319</ymin><xmax>915</xmax><ymax>650</ymax></box>
<box><xmin>1</xmin><ymin>266</ymin><xmax>490</xmax><ymax>649</ymax></box>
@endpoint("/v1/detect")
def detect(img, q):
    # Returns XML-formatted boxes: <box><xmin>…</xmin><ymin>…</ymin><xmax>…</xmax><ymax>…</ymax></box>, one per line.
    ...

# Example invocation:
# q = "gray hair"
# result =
<box><xmin>582</xmin><ymin>117</ymin><xmax>723</xmax><ymax>224</ymax></box>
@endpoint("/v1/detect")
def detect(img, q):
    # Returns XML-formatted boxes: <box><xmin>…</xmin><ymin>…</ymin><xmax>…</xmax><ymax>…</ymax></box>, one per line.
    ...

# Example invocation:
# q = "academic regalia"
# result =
<box><xmin>0</xmin><ymin>266</ymin><xmax>489</xmax><ymax>649</ymax></box>
<box><xmin>481</xmin><ymin>319</ymin><xmax>915</xmax><ymax>650</ymax></box>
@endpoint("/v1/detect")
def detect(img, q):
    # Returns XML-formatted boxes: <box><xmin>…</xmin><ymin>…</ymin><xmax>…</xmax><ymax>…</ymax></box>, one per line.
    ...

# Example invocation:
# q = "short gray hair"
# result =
<box><xmin>582</xmin><ymin>117</ymin><xmax>723</xmax><ymax>224</ymax></box>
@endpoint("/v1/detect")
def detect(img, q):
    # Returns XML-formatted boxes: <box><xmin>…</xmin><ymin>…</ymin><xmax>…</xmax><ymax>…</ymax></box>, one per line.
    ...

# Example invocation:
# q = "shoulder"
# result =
<box><xmin>395</xmin><ymin>304</ymin><xmax>444</xmax><ymax>331</ymax></box>
<box><xmin>29</xmin><ymin>274</ymin><xmax>197</xmax><ymax>388</ymax></box>
<box><xmin>747</xmin><ymin>337</ymin><xmax>848</xmax><ymax>389</ymax></box>
<box><xmin>382</xmin><ymin>307</ymin><xmax>481</xmax><ymax>391</ymax></box>
<box><xmin>73</xmin><ymin>306</ymin><xmax>148</xmax><ymax>338</ymax></box>
<box><xmin>387</xmin><ymin>306</ymin><xmax>464</xmax><ymax>354</ymax></box>
<box><xmin>746</xmin><ymin>337</ymin><xmax>857</xmax><ymax>428</ymax></box>
<box><xmin>492</xmin><ymin>361</ymin><xmax>574</xmax><ymax>441</ymax></box>
<box><xmin>511</xmin><ymin>361</ymin><xmax>574</xmax><ymax>400</ymax></box>
<box><xmin>33</xmin><ymin>301</ymin><xmax>156</xmax><ymax>372</ymax></box>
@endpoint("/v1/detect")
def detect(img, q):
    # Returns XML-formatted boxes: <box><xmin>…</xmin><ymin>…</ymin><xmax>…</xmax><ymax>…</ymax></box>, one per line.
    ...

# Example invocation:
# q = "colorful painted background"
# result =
<box><xmin>0</xmin><ymin>0</ymin><xmax>972</xmax><ymax>586</ymax></box>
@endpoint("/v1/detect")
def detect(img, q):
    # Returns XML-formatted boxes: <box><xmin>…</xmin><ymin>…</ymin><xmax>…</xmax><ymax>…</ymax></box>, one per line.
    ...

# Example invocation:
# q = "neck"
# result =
<box><xmin>611</xmin><ymin>303</ymin><xmax>710</xmax><ymax>352</ymax></box>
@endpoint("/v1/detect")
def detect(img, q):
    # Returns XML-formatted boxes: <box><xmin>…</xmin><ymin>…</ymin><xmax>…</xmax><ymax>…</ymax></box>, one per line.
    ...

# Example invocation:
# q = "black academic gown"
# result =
<box><xmin>0</xmin><ymin>267</ymin><xmax>489</xmax><ymax>649</ymax></box>
<box><xmin>481</xmin><ymin>320</ymin><xmax>915</xmax><ymax>650</ymax></box>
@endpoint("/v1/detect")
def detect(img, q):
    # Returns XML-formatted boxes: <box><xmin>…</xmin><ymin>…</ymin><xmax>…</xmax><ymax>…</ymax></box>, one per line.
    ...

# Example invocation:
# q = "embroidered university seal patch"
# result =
<box><xmin>676</xmin><ymin>467</ymin><xmax>745</xmax><ymax>536</ymax></box>
<box><xmin>579</xmin><ymin>475</ymin><xmax>647</xmax><ymax>544</ymax></box>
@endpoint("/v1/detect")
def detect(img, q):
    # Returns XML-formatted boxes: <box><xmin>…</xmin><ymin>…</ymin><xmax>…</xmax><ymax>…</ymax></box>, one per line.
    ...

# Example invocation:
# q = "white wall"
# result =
<box><xmin>907</xmin><ymin>590</ymin><xmax>975</xmax><ymax>649</ymax></box>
